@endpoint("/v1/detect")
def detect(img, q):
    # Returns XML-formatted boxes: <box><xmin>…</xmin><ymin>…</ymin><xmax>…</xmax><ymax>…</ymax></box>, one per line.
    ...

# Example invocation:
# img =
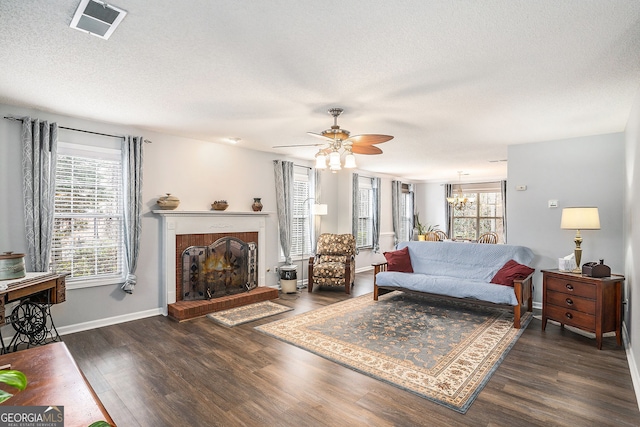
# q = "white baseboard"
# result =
<box><xmin>2</xmin><ymin>307</ymin><xmax>164</xmax><ymax>347</ymax></box>
<box><xmin>57</xmin><ymin>308</ymin><xmax>164</xmax><ymax>336</ymax></box>
<box><xmin>356</xmin><ymin>266</ymin><xmax>374</xmax><ymax>274</ymax></box>
<box><xmin>622</xmin><ymin>322</ymin><xmax>640</xmax><ymax>411</ymax></box>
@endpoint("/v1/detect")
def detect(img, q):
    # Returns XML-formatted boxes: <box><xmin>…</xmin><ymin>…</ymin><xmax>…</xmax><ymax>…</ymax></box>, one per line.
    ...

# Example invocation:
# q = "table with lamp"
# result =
<box><xmin>298</xmin><ymin>200</ymin><xmax>327</xmax><ymax>289</ymax></box>
<box><xmin>541</xmin><ymin>206</ymin><xmax>624</xmax><ymax>349</ymax></box>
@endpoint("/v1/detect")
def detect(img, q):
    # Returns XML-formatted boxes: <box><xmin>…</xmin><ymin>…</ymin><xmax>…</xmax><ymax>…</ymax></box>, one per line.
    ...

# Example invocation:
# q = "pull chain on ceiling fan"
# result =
<box><xmin>273</xmin><ymin>108</ymin><xmax>393</xmax><ymax>172</ymax></box>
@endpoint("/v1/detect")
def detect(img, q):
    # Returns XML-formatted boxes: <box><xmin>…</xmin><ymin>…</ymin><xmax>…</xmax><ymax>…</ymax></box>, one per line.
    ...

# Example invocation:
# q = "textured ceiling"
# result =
<box><xmin>1</xmin><ymin>1</ymin><xmax>639</xmax><ymax>182</ymax></box>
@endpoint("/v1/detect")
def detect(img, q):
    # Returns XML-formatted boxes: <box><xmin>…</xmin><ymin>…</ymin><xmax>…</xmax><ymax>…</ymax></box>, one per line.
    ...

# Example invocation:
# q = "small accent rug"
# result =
<box><xmin>207</xmin><ymin>301</ymin><xmax>293</xmax><ymax>327</ymax></box>
<box><xmin>255</xmin><ymin>291</ymin><xmax>531</xmax><ymax>414</ymax></box>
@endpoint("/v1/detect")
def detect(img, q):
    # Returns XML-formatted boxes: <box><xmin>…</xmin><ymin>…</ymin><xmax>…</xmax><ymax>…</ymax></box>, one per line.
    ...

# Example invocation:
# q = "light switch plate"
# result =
<box><xmin>548</xmin><ymin>200</ymin><xmax>558</xmax><ymax>208</ymax></box>
<box><xmin>515</xmin><ymin>185</ymin><xmax>527</xmax><ymax>191</ymax></box>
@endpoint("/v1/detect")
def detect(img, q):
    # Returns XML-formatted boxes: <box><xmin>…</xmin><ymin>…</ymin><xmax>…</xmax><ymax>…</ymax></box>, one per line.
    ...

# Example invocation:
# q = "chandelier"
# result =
<box><xmin>447</xmin><ymin>172</ymin><xmax>475</xmax><ymax>210</ymax></box>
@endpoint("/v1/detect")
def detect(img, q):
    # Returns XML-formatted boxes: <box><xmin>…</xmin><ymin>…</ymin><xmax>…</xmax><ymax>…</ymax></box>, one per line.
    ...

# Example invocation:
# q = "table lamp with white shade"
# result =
<box><xmin>560</xmin><ymin>207</ymin><xmax>600</xmax><ymax>273</ymax></box>
<box><xmin>298</xmin><ymin>200</ymin><xmax>328</xmax><ymax>289</ymax></box>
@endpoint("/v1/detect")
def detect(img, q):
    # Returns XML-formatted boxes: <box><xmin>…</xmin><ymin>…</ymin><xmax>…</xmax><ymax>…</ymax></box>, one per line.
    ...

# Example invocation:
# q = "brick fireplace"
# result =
<box><xmin>154</xmin><ymin>210</ymin><xmax>277</xmax><ymax>321</ymax></box>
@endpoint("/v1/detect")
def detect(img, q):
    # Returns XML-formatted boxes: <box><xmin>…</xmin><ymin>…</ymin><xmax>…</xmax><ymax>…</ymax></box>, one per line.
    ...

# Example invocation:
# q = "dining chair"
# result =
<box><xmin>477</xmin><ymin>232</ymin><xmax>499</xmax><ymax>244</ymax></box>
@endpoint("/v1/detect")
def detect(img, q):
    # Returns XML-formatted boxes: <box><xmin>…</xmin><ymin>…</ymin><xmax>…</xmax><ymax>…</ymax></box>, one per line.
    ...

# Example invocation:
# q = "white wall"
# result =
<box><xmin>414</xmin><ymin>182</ymin><xmax>447</xmax><ymax>233</ymax></box>
<box><xmin>0</xmin><ymin>102</ymin><xmax>312</xmax><ymax>330</ymax></box>
<box><xmin>327</xmin><ymin>169</ymin><xmax>399</xmax><ymax>271</ymax></box>
<box><xmin>507</xmin><ymin>133</ymin><xmax>625</xmax><ymax>307</ymax></box>
<box><xmin>624</xmin><ymin>88</ymin><xmax>640</xmax><ymax>405</ymax></box>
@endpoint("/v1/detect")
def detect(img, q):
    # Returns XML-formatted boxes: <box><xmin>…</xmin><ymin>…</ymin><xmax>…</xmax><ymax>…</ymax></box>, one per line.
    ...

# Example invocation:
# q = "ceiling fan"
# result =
<box><xmin>273</xmin><ymin>108</ymin><xmax>393</xmax><ymax>171</ymax></box>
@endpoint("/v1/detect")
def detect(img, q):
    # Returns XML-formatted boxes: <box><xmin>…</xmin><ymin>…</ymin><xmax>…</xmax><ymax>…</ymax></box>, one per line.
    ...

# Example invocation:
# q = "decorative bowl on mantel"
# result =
<box><xmin>212</xmin><ymin>200</ymin><xmax>229</xmax><ymax>211</ymax></box>
<box><xmin>157</xmin><ymin>193</ymin><xmax>180</xmax><ymax>210</ymax></box>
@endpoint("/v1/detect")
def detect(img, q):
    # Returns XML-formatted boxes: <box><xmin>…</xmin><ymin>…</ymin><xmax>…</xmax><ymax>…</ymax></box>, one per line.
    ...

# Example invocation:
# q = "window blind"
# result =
<box><xmin>291</xmin><ymin>166</ymin><xmax>311</xmax><ymax>257</ymax></box>
<box><xmin>357</xmin><ymin>177</ymin><xmax>374</xmax><ymax>248</ymax></box>
<box><xmin>51</xmin><ymin>142</ymin><xmax>124</xmax><ymax>281</ymax></box>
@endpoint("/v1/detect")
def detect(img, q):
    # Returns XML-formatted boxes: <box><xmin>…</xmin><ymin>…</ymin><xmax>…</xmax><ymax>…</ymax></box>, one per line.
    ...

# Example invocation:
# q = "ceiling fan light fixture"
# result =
<box><xmin>315</xmin><ymin>151</ymin><xmax>327</xmax><ymax>169</ymax></box>
<box><xmin>344</xmin><ymin>152</ymin><xmax>357</xmax><ymax>168</ymax></box>
<box><xmin>275</xmin><ymin>108</ymin><xmax>391</xmax><ymax>173</ymax></box>
<box><xmin>321</xmin><ymin>129</ymin><xmax>350</xmax><ymax>140</ymax></box>
<box><xmin>329</xmin><ymin>150</ymin><xmax>342</xmax><ymax>172</ymax></box>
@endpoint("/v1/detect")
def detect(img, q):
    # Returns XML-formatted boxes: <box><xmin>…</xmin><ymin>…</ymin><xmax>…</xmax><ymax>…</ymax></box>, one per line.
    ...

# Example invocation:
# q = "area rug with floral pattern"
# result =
<box><xmin>207</xmin><ymin>300</ymin><xmax>293</xmax><ymax>327</ymax></box>
<box><xmin>255</xmin><ymin>291</ymin><xmax>531</xmax><ymax>413</ymax></box>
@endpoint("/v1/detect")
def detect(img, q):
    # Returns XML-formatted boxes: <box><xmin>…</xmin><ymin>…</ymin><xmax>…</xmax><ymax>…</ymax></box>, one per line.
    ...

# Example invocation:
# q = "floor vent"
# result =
<box><xmin>70</xmin><ymin>0</ymin><xmax>127</xmax><ymax>40</ymax></box>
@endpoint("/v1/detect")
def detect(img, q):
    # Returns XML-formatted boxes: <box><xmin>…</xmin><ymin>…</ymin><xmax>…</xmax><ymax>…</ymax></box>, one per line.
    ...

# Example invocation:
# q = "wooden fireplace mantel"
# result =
<box><xmin>152</xmin><ymin>210</ymin><xmax>271</xmax><ymax>216</ymax></box>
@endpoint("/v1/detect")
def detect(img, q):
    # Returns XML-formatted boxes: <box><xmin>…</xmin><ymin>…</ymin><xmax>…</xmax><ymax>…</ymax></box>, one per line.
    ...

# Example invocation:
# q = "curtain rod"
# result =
<box><xmin>3</xmin><ymin>116</ymin><xmax>152</xmax><ymax>144</ymax></box>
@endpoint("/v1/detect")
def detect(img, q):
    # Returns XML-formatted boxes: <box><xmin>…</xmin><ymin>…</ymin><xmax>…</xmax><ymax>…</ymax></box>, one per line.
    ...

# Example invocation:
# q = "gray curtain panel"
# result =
<box><xmin>313</xmin><ymin>168</ymin><xmax>322</xmax><ymax>253</ymax></box>
<box><xmin>274</xmin><ymin>160</ymin><xmax>294</xmax><ymax>264</ymax></box>
<box><xmin>445</xmin><ymin>183</ymin><xmax>453</xmax><ymax>238</ymax></box>
<box><xmin>121</xmin><ymin>136</ymin><xmax>144</xmax><ymax>294</ymax></box>
<box><xmin>501</xmin><ymin>180</ymin><xmax>507</xmax><ymax>243</ymax></box>
<box><xmin>351</xmin><ymin>172</ymin><xmax>359</xmax><ymax>239</ymax></box>
<box><xmin>21</xmin><ymin>117</ymin><xmax>58</xmax><ymax>272</ymax></box>
<box><xmin>391</xmin><ymin>180</ymin><xmax>402</xmax><ymax>245</ymax></box>
<box><xmin>372</xmin><ymin>177</ymin><xmax>381</xmax><ymax>252</ymax></box>
<box><xmin>408</xmin><ymin>183</ymin><xmax>415</xmax><ymax>240</ymax></box>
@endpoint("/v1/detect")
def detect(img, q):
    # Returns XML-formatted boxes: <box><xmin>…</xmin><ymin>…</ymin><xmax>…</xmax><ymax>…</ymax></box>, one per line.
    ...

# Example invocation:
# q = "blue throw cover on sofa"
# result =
<box><xmin>375</xmin><ymin>241</ymin><xmax>535</xmax><ymax>306</ymax></box>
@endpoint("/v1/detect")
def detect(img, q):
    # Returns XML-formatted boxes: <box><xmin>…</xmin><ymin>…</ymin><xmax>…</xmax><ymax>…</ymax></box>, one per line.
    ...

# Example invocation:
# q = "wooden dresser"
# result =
<box><xmin>541</xmin><ymin>269</ymin><xmax>623</xmax><ymax>349</ymax></box>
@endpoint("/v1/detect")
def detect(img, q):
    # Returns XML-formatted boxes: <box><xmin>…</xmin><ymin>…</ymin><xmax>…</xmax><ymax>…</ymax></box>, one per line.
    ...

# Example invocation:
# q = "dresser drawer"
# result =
<box><xmin>545</xmin><ymin>276</ymin><xmax>596</xmax><ymax>299</ymax></box>
<box><xmin>545</xmin><ymin>304</ymin><xmax>595</xmax><ymax>330</ymax></box>
<box><xmin>546</xmin><ymin>290</ymin><xmax>595</xmax><ymax>315</ymax></box>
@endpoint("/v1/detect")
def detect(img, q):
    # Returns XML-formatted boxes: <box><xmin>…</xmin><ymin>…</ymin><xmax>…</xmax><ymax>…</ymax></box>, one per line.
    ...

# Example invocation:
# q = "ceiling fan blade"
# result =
<box><xmin>346</xmin><ymin>134</ymin><xmax>394</xmax><ymax>145</ymax></box>
<box><xmin>307</xmin><ymin>132</ymin><xmax>334</xmax><ymax>141</ymax></box>
<box><xmin>351</xmin><ymin>145</ymin><xmax>383</xmax><ymax>155</ymax></box>
<box><xmin>272</xmin><ymin>143</ymin><xmax>326</xmax><ymax>148</ymax></box>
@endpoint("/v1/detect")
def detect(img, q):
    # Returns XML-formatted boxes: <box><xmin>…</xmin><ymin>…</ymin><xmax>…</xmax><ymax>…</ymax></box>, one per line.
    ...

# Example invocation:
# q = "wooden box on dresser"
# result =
<box><xmin>541</xmin><ymin>269</ymin><xmax>624</xmax><ymax>349</ymax></box>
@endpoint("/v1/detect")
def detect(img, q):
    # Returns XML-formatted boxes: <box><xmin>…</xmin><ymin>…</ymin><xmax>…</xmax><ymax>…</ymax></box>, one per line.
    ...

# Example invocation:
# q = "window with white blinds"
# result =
<box><xmin>291</xmin><ymin>166</ymin><xmax>311</xmax><ymax>258</ymax></box>
<box><xmin>399</xmin><ymin>184</ymin><xmax>414</xmax><ymax>242</ymax></box>
<box><xmin>357</xmin><ymin>176</ymin><xmax>374</xmax><ymax>248</ymax></box>
<box><xmin>51</xmin><ymin>142</ymin><xmax>125</xmax><ymax>286</ymax></box>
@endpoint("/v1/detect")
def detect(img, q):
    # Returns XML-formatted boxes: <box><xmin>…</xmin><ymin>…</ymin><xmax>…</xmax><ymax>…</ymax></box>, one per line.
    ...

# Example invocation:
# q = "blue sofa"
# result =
<box><xmin>373</xmin><ymin>241</ymin><xmax>535</xmax><ymax>328</ymax></box>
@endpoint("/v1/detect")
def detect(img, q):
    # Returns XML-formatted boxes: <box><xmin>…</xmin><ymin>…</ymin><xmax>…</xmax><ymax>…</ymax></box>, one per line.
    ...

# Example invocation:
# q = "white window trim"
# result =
<box><xmin>279</xmin><ymin>165</ymin><xmax>314</xmax><ymax>262</ymax></box>
<box><xmin>357</xmin><ymin>176</ymin><xmax>374</xmax><ymax>249</ymax></box>
<box><xmin>53</xmin><ymin>141</ymin><xmax>126</xmax><ymax>289</ymax></box>
<box><xmin>452</xmin><ymin>183</ymin><xmax>504</xmax><ymax>241</ymax></box>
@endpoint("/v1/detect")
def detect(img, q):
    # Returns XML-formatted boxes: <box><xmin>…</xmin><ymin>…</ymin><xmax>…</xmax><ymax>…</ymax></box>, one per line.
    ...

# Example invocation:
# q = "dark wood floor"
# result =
<box><xmin>63</xmin><ymin>272</ymin><xmax>640</xmax><ymax>427</ymax></box>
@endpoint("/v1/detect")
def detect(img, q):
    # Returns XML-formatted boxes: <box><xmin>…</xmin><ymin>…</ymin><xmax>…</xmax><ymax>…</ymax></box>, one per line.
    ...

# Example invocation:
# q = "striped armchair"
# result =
<box><xmin>308</xmin><ymin>233</ymin><xmax>356</xmax><ymax>294</ymax></box>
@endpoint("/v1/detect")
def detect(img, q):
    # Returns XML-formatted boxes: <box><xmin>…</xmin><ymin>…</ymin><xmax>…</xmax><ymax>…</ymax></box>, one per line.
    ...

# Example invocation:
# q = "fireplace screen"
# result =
<box><xmin>181</xmin><ymin>237</ymin><xmax>257</xmax><ymax>300</ymax></box>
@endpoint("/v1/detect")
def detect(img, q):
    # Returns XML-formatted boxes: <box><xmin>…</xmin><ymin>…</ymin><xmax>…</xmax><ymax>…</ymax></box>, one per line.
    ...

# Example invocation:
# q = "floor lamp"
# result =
<box><xmin>299</xmin><ymin>198</ymin><xmax>328</xmax><ymax>289</ymax></box>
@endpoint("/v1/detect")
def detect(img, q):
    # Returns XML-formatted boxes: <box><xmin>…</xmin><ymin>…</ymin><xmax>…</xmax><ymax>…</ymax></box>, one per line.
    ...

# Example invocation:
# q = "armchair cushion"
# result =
<box><xmin>318</xmin><ymin>254</ymin><xmax>347</xmax><ymax>264</ymax></box>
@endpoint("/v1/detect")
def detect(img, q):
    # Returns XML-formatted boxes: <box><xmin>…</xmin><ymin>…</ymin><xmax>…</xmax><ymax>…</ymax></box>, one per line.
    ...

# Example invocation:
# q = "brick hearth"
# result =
<box><xmin>167</xmin><ymin>286</ymin><xmax>279</xmax><ymax>321</ymax></box>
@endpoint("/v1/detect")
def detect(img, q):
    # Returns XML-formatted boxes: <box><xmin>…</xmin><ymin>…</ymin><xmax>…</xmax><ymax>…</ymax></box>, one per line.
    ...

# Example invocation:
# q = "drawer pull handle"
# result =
<box><xmin>565</xmin><ymin>298</ymin><xmax>573</xmax><ymax>306</ymax></box>
<box><xmin>565</xmin><ymin>284</ymin><xmax>574</xmax><ymax>291</ymax></box>
<box><xmin>565</xmin><ymin>312</ymin><xmax>573</xmax><ymax>319</ymax></box>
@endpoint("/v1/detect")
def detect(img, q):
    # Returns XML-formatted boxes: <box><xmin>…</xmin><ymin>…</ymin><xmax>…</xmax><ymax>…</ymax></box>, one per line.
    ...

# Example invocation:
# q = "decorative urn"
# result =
<box><xmin>251</xmin><ymin>198</ymin><xmax>263</xmax><ymax>212</ymax></box>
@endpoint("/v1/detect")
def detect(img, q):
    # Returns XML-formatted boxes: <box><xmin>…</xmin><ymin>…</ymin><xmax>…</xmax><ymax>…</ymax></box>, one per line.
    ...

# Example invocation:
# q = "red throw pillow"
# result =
<box><xmin>491</xmin><ymin>259</ymin><xmax>535</xmax><ymax>287</ymax></box>
<box><xmin>383</xmin><ymin>247</ymin><xmax>413</xmax><ymax>273</ymax></box>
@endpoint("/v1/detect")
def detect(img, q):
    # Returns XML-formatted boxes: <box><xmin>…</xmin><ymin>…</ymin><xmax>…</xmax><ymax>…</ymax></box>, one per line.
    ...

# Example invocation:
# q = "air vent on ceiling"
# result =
<box><xmin>70</xmin><ymin>0</ymin><xmax>127</xmax><ymax>40</ymax></box>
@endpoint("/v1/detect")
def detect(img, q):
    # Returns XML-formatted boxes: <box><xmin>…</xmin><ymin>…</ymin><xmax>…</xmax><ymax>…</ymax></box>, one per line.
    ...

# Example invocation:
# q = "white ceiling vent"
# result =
<box><xmin>70</xmin><ymin>0</ymin><xmax>127</xmax><ymax>40</ymax></box>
